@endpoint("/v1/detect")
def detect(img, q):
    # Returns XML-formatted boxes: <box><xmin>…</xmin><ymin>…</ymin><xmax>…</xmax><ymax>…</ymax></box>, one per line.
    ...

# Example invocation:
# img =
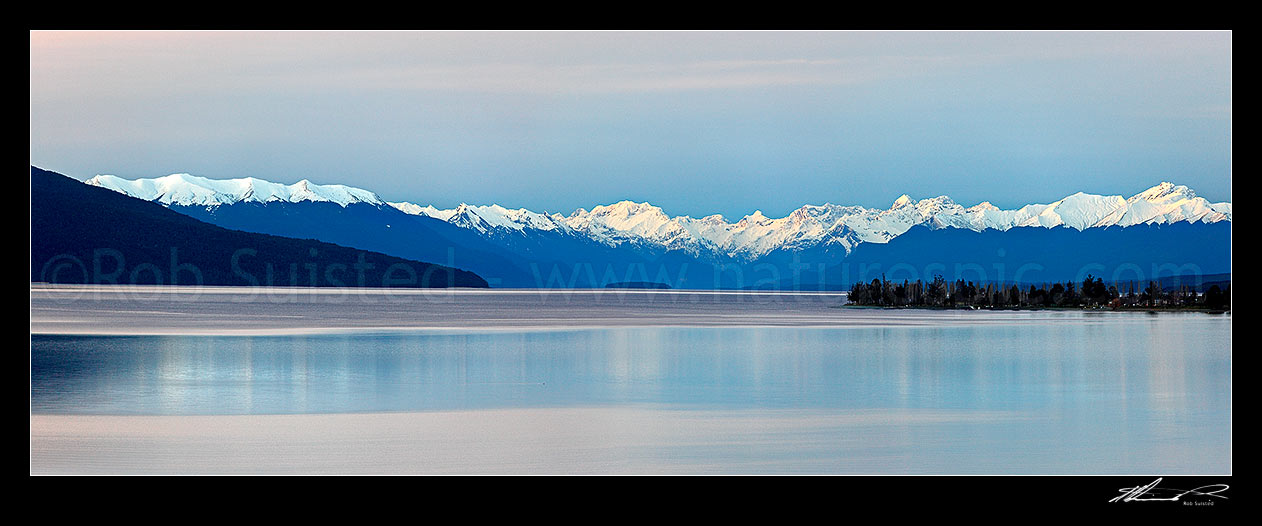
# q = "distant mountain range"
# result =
<box><xmin>79</xmin><ymin>171</ymin><xmax>1232</xmax><ymax>289</ymax></box>
<box><xmin>32</xmin><ymin>167</ymin><xmax>488</xmax><ymax>288</ymax></box>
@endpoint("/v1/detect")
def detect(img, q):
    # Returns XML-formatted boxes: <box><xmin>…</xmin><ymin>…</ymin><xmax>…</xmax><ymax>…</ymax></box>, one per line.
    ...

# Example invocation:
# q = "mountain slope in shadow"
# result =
<box><xmin>31</xmin><ymin>166</ymin><xmax>488</xmax><ymax>288</ymax></box>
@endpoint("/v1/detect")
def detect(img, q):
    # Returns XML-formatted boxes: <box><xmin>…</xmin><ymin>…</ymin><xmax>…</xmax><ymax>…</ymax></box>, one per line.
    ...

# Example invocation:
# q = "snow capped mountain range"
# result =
<box><xmin>392</xmin><ymin>182</ymin><xmax>1230</xmax><ymax>259</ymax></box>
<box><xmin>85</xmin><ymin>173</ymin><xmax>1231</xmax><ymax>261</ymax></box>
<box><xmin>388</xmin><ymin>202</ymin><xmax>572</xmax><ymax>235</ymax></box>
<box><xmin>86</xmin><ymin>173</ymin><xmax>385</xmax><ymax>207</ymax></box>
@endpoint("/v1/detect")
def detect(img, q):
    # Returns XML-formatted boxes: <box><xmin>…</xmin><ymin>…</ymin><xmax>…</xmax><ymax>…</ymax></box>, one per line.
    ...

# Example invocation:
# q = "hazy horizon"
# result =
<box><xmin>31</xmin><ymin>30</ymin><xmax>1232</xmax><ymax>219</ymax></box>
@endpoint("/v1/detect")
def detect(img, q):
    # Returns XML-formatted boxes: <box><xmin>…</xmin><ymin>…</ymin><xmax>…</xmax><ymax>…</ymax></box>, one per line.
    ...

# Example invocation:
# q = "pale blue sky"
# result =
<box><xmin>30</xmin><ymin>30</ymin><xmax>1231</xmax><ymax>219</ymax></box>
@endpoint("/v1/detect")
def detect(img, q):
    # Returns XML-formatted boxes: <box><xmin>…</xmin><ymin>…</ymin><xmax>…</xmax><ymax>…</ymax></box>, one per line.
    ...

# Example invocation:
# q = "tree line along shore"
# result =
<box><xmin>846</xmin><ymin>275</ymin><xmax>1231</xmax><ymax>311</ymax></box>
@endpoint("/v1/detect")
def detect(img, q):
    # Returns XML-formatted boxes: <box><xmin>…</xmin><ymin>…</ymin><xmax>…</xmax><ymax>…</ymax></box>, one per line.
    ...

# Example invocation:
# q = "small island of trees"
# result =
<box><xmin>847</xmin><ymin>274</ymin><xmax>1230</xmax><ymax>312</ymax></box>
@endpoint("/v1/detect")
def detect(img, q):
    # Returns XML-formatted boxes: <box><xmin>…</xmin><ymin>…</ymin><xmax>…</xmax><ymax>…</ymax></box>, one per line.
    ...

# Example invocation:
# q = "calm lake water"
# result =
<box><xmin>29</xmin><ymin>287</ymin><xmax>1232</xmax><ymax>474</ymax></box>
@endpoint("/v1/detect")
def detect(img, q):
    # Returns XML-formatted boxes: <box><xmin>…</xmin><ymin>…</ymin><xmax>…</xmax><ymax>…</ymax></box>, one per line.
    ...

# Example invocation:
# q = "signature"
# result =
<box><xmin>1110</xmin><ymin>478</ymin><xmax>1229</xmax><ymax>503</ymax></box>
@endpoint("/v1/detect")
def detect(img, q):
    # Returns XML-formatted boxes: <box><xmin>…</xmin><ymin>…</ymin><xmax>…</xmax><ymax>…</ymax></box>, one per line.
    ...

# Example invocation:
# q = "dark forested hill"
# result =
<box><xmin>30</xmin><ymin>167</ymin><xmax>488</xmax><ymax>288</ymax></box>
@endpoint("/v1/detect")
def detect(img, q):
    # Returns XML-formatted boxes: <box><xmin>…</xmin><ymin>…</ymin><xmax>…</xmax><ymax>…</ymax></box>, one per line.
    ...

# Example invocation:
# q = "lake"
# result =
<box><xmin>29</xmin><ymin>285</ymin><xmax>1231</xmax><ymax>474</ymax></box>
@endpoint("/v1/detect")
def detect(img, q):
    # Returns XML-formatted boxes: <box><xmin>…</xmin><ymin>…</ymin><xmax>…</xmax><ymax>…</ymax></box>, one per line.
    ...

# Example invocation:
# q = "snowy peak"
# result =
<box><xmin>388</xmin><ymin>201</ymin><xmax>455</xmax><ymax>220</ymax></box>
<box><xmin>1132</xmin><ymin>181</ymin><xmax>1190</xmax><ymax>202</ymax></box>
<box><xmin>737</xmin><ymin>210</ymin><xmax>770</xmax><ymax>227</ymax></box>
<box><xmin>389</xmin><ymin>200</ymin><xmax>570</xmax><ymax>235</ymax></box>
<box><xmin>565</xmin><ymin>201</ymin><xmax>675</xmax><ymax>237</ymax></box>
<box><xmin>1117</xmin><ymin>182</ymin><xmax>1229</xmax><ymax>227</ymax></box>
<box><xmin>85</xmin><ymin>173</ymin><xmax>384</xmax><ymax>207</ymax></box>
<box><xmin>1035</xmin><ymin>192</ymin><xmax>1129</xmax><ymax>230</ymax></box>
<box><xmin>585</xmin><ymin>200</ymin><xmax>670</xmax><ymax>224</ymax></box>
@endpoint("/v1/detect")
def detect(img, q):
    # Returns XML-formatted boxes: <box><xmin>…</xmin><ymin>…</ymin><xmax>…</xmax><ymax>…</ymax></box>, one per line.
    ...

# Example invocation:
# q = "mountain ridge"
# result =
<box><xmin>34</xmin><ymin>167</ymin><xmax>489</xmax><ymax>288</ymax></box>
<box><xmin>87</xmin><ymin>173</ymin><xmax>1231</xmax><ymax>263</ymax></box>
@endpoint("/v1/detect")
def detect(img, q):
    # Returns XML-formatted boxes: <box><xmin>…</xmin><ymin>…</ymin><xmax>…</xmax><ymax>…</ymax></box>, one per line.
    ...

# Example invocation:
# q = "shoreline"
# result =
<box><xmin>32</xmin><ymin>284</ymin><xmax>1229</xmax><ymax>336</ymax></box>
<box><xmin>840</xmin><ymin>304</ymin><xmax>1231</xmax><ymax>314</ymax></box>
<box><xmin>30</xmin><ymin>283</ymin><xmax>848</xmax><ymax>296</ymax></box>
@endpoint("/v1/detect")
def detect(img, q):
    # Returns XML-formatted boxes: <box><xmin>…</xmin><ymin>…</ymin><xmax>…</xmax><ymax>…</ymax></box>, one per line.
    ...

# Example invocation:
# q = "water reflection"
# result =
<box><xmin>32</xmin><ymin>321</ymin><xmax>1230</xmax><ymax>418</ymax></box>
<box><xmin>31</xmin><ymin>319</ymin><xmax>1231</xmax><ymax>473</ymax></box>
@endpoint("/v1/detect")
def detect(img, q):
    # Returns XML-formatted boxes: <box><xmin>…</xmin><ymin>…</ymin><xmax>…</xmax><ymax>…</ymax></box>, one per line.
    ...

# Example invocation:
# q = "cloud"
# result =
<box><xmin>321</xmin><ymin>56</ymin><xmax>977</xmax><ymax>95</ymax></box>
<box><xmin>32</xmin><ymin>31</ymin><xmax>1229</xmax><ymax>100</ymax></box>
